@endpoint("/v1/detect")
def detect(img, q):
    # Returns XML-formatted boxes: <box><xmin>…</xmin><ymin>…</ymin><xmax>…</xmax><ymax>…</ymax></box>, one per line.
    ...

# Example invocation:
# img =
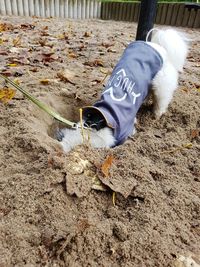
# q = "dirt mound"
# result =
<box><xmin>0</xmin><ymin>16</ymin><xmax>199</xmax><ymax>266</ymax></box>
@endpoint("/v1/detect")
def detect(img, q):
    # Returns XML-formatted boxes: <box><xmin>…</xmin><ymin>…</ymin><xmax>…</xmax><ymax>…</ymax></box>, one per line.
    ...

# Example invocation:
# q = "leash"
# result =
<box><xmin>0</xmin><ymin>73</ymin><xmax>78</xmax><ymax>129</ymax></box>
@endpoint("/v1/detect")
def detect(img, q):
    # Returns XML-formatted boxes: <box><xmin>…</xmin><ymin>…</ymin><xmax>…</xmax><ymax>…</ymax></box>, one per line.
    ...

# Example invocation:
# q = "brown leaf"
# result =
<box><xmin>57</xmin><ymin>32</ymin><xmax>69</xmax><ymax>40</ymax></box>
<box><xmin>101</xmin><ymin>42</ymin><xmax>114</xmax><ymax>48</ymax></box>
<box><xmin>0</xmin><ymin>71</ymin><xmax>12</xmax><ymax>77</ymax></box>
<box><xmin>0</xmin><ymin>49</ymin><xmax>9</xmax><ymax>56</ymax></box>
<box><xmin>0</xmin><ymin>23</ymin><xmax>14</xmax><ymax>32</ymax></box>
<box><xmin>107</xmin><ymin>48</ymin><xmax>117</xmax><ymax>53</ymax></box>
<box><xmin>83</xmin><ymin>31</ymin><xmax>91</xmax><ymax>37</ymax></box>
<box><xmin>91</xmin><ymin>79</ymin><xmax>102</xmax><ymax>85</ymax></box>
<box><xmin>20</xmin><ymin>23</ymin><xmax>35</xmax><ymax>30</ymax></box>
<box><xmin>40</xmin><ymin>31</ymin><xmax>49</xmax><ymax>37</ymax></box>
<box><xmin>0</xmin><ymin>88</ymin><xmax>16</xmax><ymax>103</ymax></box>
<box><xmin>68</xmin><ymin>52</ymin><xmax>78</xmax><ymax>58</ymax></box>
<box><xmin>40</xmin><ymin>79</ymin><xmax>50</xmax><ymax>85</ymax></box>
<box><xmin>57</xmin><ymin>69</ymin><xmax>76</xmax><ymax>85</ymax></box>
<box><xmin>84</xmin><ymin>59</ymin><xmax>104</xmax><ymax>67</ymax></box>
<box><xmin>41</xmin><ymin>52</ymin><xmax>58</xmax><ymax>63</ymax></box>
<box><xmin>13</xmin><ymin>36</ymin><xmax>22</xmax><ymax>47</ymax></box>
<box><xmin>94</xmin><ymin>59</ymin><xmax>104</xmax><ymax>67</ymax></box>
<box><xmin>191</xmin><ymin>129</ymin><xmax>199</xmax><ymax>139</ymax></box>
<box><xmin>40</xmin><ymin>79</ymin><xmax>59</xmax><ymax>85</ymax></box>
<box><xmin>101</xmin><ymin>155</ymin><xmax>114</xmax><ymax>178</ymax></box>
<box><xmin>38</xmin><ymin>38</ymin><xmax>48</xmax><ymax>47</ymax></box>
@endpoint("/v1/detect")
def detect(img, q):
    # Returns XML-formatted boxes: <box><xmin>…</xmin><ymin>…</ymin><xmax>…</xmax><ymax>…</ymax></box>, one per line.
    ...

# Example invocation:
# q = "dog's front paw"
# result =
<box><xmin>59</xmin><ymin>128</ymin><xmax>83</xmax><ymax>153</ymax></box>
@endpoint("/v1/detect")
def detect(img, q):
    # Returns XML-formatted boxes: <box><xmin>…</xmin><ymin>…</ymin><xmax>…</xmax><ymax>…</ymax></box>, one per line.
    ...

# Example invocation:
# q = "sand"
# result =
<box><xmin>0</xmin><ymin>16</ymin><xmax>200</xmax><ymax>267</ymax></box>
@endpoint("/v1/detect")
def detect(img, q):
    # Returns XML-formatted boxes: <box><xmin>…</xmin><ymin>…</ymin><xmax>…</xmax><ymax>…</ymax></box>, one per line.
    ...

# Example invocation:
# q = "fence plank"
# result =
<box><xmin>126</xmin><ymin>2</ymin><xmax>132</xmax><ymax>22</ymax></box>
<box><xmin>182</xmin><ymin>6</ymin><xmax>190</xmax><ymax>27</ymax></box>
<box><xmin>5</xmin><ymin>0</ymin><xmax>12</xmax><ymax>15</ymax></box>
<box><xmin>193</xmin><ymin>9</ymin><xmax>200</xmax><ymax>28</ymax></box>
<box><xmin>23</xmin><ymin>0</ymin><xmax>29</xmax><ymax>17</ymax></box>
<box><xmin>155</xmin><ymin>3</ymin><xmax>162</xmax><ymax>24</ymax></box>
<box><xmin>188</xmin><ymin>8</ymin><xmax>196</xmax><ymax>28</ymax></box>
<box><xmin>122</xmin><ymin>2</ymin><xmax>128</xmax><ymax>21</ymax></box>
<box><xmin>165</xmin><ymin>3</ymin><xmax>174</xmax><ymax>25</ymax></box>
<box><xmin>133</xmin><ymin>2</ymin><xmax>139</xmax><ymax>22</ymax></box>
<box><xmin>171</xmin><ymin>3</ymin><xmax>179</xmax><ymax>26</ymax></box>
<box><xmin>60</xmin><ymin>0</ymin><xmax>65</xmax><ymax>18</ymax></box>
<box><xmin>175</xmin><ymin>4</ymin><xmax>185</xmax><ymax>26</ymax></box>
<box><xmin>160</xmin><ymin>3</ymin><xmax>168</xmax><ymax>25</ymax></box>
<box><xmin>116</xmin><ymin>2</ymin><xmax>121</xmax><ymax>21</ymax></box>
<box><xmin>0</xmin><ymin>0</ymin><xmax>5</xmax><ymax>15</ymax></box>
<box><xmin>29</xmin><ymin>0</ymin><xmax>34</xmax><ymax>16</ymax></box>
<box><xmin>97</xmin><ymin>1</ymin><xmax>101</xmax><ymax>18</ymax></box>
<box><xmin>129</xmin><ymin>3</ymin><xmax>135</xmax><ymax>22</ymax></box>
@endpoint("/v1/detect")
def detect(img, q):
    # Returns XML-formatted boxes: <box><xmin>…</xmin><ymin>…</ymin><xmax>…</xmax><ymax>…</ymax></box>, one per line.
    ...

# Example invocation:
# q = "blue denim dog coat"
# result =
<box><xmin>83</xmin><ymin>41</ymin><xmax>163</xmax><ymax>145</ymax></box>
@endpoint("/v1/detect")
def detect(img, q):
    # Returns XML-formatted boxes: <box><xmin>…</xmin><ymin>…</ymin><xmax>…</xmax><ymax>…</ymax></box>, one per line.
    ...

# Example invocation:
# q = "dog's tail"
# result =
<box><xmin>150</xmin><ymin>29</ymin><xmax>188</xmax><ymax>72</ymax></box>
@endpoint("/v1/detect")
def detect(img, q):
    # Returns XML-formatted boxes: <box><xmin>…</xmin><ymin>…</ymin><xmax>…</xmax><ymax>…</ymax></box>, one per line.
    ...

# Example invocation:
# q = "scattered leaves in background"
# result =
<box><xmin>0</xmin><ymin>88</ymin><xmax>16</xmax><ymax>103</ymax></box>
<box><xmin>57</xmin><ymin>69</ymin><xmax>76</xmax><ymax>85</ymax></box>
<box><xmin>83</xmin><ymin>31</ymin><xmax>91</xmax><ymax>38</ymax></box>
<box><xmin>0</xmin><ymin>23</ymin><xmax>14</xmax><ymax>32</ymax></box>
<box><xmin>191</xmin><ymin>129</ymin><xmax>199</xmax><ymax>139</ymax></box>
<box><xmin>13</xmin><ymin>36</ymin><xmax>22</xmax><ymax>47</ymax></box>
<box><xmin>84</xmin><ymin>59</ymin><xmax>104</xmax><ymax>67</ymax></box>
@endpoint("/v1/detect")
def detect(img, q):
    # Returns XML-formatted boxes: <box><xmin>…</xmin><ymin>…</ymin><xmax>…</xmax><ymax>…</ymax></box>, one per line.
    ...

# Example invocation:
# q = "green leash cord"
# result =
<box><xmin>0</xmin><ymin>73</ymin><xmax>77</xmax><ymax>128</ymax></box>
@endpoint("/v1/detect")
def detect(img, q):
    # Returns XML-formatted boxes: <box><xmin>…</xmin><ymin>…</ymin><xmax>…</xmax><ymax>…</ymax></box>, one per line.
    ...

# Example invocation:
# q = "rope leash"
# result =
<box><xmin>0</xmin><ymin>73</ymin><xmax>77</xmax><ymax>129</ymax></box>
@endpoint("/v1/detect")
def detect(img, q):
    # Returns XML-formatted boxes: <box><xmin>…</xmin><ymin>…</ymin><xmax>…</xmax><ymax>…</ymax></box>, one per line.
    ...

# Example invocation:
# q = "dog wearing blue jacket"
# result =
<box><xmin>60</xmin><ymin>28</ymin><xmax>188</xmax><ymax>152</ymax></box>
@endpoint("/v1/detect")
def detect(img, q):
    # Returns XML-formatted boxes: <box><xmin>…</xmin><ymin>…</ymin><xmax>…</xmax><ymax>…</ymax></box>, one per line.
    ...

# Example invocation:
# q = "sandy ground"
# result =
<box><xmin>0</xmin><ymin>16</ymin><xmax>200</xmax><ymax>267</ymax></box>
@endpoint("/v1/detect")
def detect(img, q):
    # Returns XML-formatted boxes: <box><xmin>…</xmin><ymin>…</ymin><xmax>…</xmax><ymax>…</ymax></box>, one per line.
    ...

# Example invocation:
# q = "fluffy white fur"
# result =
<box><xmin>60</xmin><ymin>28</ymin><xmax>188</xmax><ymax>153</ymax></box>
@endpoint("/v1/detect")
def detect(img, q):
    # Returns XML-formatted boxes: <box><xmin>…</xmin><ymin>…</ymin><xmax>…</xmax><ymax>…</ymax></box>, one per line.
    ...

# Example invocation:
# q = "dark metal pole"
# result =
<box><xmin>136</xmin><ymin>0</ymin><xmax>158</xmax><ymax>41</ymax></box>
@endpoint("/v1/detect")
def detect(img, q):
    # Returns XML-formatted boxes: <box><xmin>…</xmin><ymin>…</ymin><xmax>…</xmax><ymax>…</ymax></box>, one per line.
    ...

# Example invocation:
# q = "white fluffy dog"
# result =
<box><xmin>59</xmin><ymin>28</ymin><xmax>188</xmax><ymax>153</ymax></box>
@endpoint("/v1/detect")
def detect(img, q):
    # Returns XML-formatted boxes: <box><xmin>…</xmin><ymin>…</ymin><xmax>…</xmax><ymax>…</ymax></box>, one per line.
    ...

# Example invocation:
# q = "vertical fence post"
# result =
<box><xmin>136</xmin><ymin>0</ymin><xmax>157</xmax><ymax>41</ymax></box>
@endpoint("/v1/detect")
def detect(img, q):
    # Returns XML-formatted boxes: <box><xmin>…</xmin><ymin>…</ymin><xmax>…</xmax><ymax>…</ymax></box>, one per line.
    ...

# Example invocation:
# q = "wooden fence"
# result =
<box><xmin>0</xmin><ymin>0</ymin><xmax>199</xmax><ymax>28</ymax></box>
<box><xmin>101</xmin><ymin>2</ymin><xmax>200</xmax><ymax>28</ymax></box>
<box><xmin>0</xmin><ymin>0</ymin><xmax>101</xmax><ymax>19</ymax></box>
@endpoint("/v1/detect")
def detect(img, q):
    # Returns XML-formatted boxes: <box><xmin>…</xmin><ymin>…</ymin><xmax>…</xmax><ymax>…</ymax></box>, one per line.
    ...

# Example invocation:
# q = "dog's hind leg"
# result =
<box><xmin>152</xmin><ymin>61</ymin><xmax>178</xmax><ymax>118</ymax></box>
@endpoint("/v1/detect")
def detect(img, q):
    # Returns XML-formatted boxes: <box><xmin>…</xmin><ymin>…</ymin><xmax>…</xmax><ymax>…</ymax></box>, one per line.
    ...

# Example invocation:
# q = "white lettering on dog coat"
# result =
<box><xmin>85</xmin><ymin>41</ymin><xmax>163</xmax><ymax>145</ymax></box>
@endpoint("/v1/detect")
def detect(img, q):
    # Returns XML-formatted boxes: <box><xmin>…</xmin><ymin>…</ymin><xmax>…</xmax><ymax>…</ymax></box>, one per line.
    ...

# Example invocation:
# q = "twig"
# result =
<box><xmin>160</xmin><ymin>143</ymin><xmax>193</xmax><ymax>154</ymax></box>
<box><xmin>79</xmin><ymin>108</ymin><xmax>85</xmax><ymax>143</ymax></box>
<box><xmin>112</xmin><ymin>192</ymin><xmax>116</xmax><ymax>206</ymax></box>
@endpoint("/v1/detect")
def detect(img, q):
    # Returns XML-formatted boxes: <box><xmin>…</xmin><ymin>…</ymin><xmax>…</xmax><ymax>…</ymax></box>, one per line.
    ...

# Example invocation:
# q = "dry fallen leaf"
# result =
<box><xmin>94</xmin><ymin>59</ymin><xmax>104</xmax><ymax>67</ymax></box>
<box><xmin>20</xmin><ymin>23</ymin><xmax>35</xmax><ymax>30</ymax></box>
<box><xmin>91</xmin><ymin>79</ymin><xmax>102</xmax><ymax>85</ymax></box>
<box><xmin>101</xmin><ymin>42</ymin><xmax>114</xmax><ymax>48</ymax></box>
<box><xmin>40</xmin><ymin>79</ymin><xmax>50</xmax><ymax>85</ymax></box>
<box><xmin>40</xmin><ymin>78</ymin><xmax>59</xmax><ymax>85</ymax></box>
<box><xmin>57</xmin><ymin>69</ymin><xmax>76</xmax><ymax>85</ymax></box>
<box><xmin>107</xmin><ymin>48</ymin><xmax>117</xmax><ymax>53</ymax></box>
<box><xmin>101</xmin><ymin>155</ymin><xmax>114</xmax><ymax>178</ymax></box>
<box><xmin>100</xmin><ymin>68</ymin><xmax>111</xmax><ymax>75</ymax></box>
<box><xmin>191</xmin><ymin>129</ymin><xmax>199</xmax><ymax>139</ymax></box>
<box><xmin>68</xmin><ymin>52</ymin><xmax>78</xmax><ymax>58</ymax></box>
<box><xmin>84</xmin><ymin>59</ymin><xmax>104</xmax><ymax>67</ymax></box>
<box><xmin>83</xmin><ymin>31</ymin><xmax>91</xmax><ymax>37</ymax></box>
<box><xmin>7</xmin><ymin>63</ymin><xmax>17</xmax><ymax>67</ymax></box>
<box><xmin>13</xmin><ymin>36</ymin><xmax>22</xmax><ymax>47</ymax></box>
<box><xmin>0</xmin><ymin>88</ymin><xmax>16</xmax><ymax>103</ymax></box>
<box><xmin>13</xmin><ymin>79</ymin><xmax>21</xmax><ymax>85</ymax></box>
<box><xmin>182</xmin><ymin>143</ymin><xmax>193</xmax><ymax>149</ymax></box>
<box><xmin>0</xmin><ymin>23</ymin><xmax>14</xmax><ymax>32</ymax></box>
